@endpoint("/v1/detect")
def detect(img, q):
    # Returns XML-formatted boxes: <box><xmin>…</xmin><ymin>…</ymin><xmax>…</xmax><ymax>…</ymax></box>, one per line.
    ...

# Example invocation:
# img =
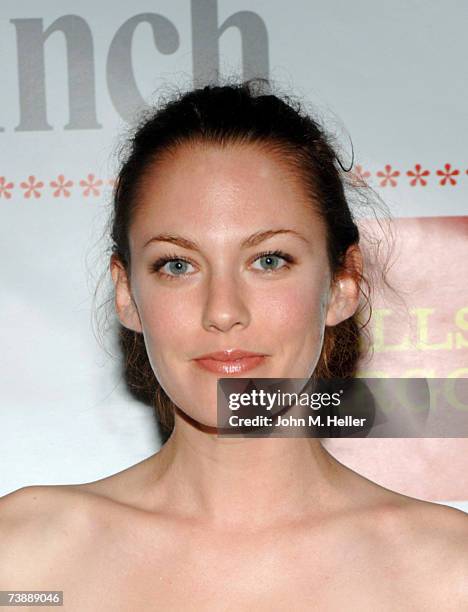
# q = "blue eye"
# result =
<box><xmin>165</xmin><ymin>260</ymin><xmax>192</xmax><ymax>275</ymax></box>
<box><xmin>252</xmin><ymin>251</ymin><xmax>291</xmax><ymax>272</ymax></box>
<box><xmin>151</xmin><ymin>256</ymin><xmax>195</xmax><ymax>280</ymax></box>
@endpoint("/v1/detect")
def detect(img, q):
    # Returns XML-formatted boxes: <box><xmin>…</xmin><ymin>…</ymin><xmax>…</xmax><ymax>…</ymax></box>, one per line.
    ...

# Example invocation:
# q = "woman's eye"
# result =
<box><xmin>252</xmin><ymin>251</ymin><xmax>291</xmax><ymax>272</ymax></box>
<box><xmin>152</xmin><ymin>257</ymin><xmax>195</xmax><ymax>279</ymax></box>
<box><xmin>166</xmin><ymin>260</ymin><xmax>193</xmax><ymax>275</ymax></box>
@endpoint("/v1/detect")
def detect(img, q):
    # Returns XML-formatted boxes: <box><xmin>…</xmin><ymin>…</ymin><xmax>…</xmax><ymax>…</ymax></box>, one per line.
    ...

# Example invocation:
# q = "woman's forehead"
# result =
<box><xmin>132</xmin><ymin>142</ymin><xmax>322</xmax><ymax>234</ymax></box>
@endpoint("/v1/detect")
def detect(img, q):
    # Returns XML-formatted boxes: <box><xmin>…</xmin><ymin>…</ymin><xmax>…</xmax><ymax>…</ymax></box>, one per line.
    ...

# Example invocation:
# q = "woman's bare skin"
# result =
<box><xmin>1</xmin><ymin>441</ymin><xmax>467</xmax><ymax>612</ymax></box>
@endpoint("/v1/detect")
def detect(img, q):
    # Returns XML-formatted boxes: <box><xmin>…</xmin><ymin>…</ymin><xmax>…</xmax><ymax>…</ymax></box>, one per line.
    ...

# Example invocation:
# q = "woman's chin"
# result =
<box><xmin>174</xmin><ymin>406</ymin><xmax>219</xmax><ymax>431</ymax></box>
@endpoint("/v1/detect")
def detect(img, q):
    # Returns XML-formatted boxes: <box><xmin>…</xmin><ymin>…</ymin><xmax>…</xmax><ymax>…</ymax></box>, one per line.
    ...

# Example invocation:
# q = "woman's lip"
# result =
<box><xmin>195</xmin><ymin>350</ymin><xmax>265</xmax><ymax>361</ymax></box>
<box><xmin>193</xmin><ymin>355</ymin><xmax>267</xmax><ymax>374</ymax></box>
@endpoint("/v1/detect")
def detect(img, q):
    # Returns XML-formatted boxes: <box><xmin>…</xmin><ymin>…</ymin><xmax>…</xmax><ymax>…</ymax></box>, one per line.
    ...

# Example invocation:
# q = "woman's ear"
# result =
<box><xmin>110</xmin><ymin>255</ymin><xmax>143</xmax><ymax>333</ymax></box>
<box><xmin>325</xmin><ymin>244</ymin><xmax>362</xmax><ymax>327</ymax></box>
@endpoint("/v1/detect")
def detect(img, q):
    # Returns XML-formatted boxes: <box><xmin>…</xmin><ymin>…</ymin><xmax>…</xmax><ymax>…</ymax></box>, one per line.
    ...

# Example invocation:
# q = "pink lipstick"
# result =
<box><xmin>193</xmin><ymin>349</ymin><xmax>267</xmax><ymax>375</ymax></box>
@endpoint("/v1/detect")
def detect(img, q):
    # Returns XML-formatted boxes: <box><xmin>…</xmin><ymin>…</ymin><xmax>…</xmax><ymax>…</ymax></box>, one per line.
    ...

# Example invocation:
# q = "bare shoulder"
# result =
<box><xmin>0</xmin><ymin>483</ymin><xmax>101</xmax><ymax>528</ymax></box>
<box><xmin>385</xmin><ymin>496</ymin><xmax>468</xmax><ymax>553</ymax></box>
<box><xmin>400</xmin><ymin>497</ymin><xmax>468</xmax><ymax>556</ymax></box>
<box><xmin>411</xmin><ymin>501</ymin><xmax>467</xmax><ymax>606</ymax></box>
<box><xmin>0</xmin><ymin>485</ymin><xmax>105</xmax><ymax>587</ymax></box>
<box><xmin>371</xmin><ymin>496</ymin><xmax>468</xmax><ymax>609</ymax></box>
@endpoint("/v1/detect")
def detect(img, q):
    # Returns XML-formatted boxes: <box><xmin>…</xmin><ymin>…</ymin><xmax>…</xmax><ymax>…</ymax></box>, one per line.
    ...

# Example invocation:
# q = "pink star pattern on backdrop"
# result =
<box><xmin>376</xmin><ymin>165</ymin><xmax>400</xmax><ymax>187</ymax></box>
<box><xmin>406</xmin><ymin>164</ymin><xmax>430</xmax><ymax>186</ymax></box>
<box><xmin>20</xmin><ymin>176</ymin><xmax>44</xmax><ymax>198</ymax></box>
<box><xmin>79</xmin><ymin>173</ymin><xmax>103</xmax><ymax>197</ymax></box>
<box><xmin>50</xmin><ymin>175</ymin><xmax>74</xmax><ymax>198</ymax></box>
<box><xmin>0</xmin><ymin>177</ymin><xmax>14</xmax><ymax>199</ymax></box>
<box><xmin>350</xmin><ymin>164</ymin><xmax>371</xmax><ymax>185</ymax></box>
<box><xmin>436</xmin><ymin>163</ymin><xmax>460</xmax><ymax>186</ymax></box>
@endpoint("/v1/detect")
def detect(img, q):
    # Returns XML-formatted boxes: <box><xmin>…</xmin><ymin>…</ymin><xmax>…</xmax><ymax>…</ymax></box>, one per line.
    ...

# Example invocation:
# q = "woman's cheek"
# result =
<box><xmin>141</xmin><ymin>296</ymin><xmax>196</xmax><ymax>353</ymax></box>
<box><xmin>256</xmin><ymin>281</ymin><xmax>325</xmax><ymax>333</ymax></box>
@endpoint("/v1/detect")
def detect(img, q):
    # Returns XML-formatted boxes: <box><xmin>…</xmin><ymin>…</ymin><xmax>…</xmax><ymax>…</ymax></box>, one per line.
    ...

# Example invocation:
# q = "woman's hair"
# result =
<box><xmin>96</xmin><ymin>78</ymin><xmax>392</xmax><ymax>437</ymax></box>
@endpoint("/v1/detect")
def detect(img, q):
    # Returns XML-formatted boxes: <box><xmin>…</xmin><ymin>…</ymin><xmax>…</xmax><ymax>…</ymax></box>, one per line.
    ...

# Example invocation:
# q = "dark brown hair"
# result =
<box><xmin>98</xmin><ymin>78</ymin><xmax>389</xmax><ymax>437</ymax></box>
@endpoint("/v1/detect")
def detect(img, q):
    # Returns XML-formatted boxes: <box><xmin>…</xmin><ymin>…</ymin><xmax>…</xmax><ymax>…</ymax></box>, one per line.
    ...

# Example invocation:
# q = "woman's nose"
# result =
<box><xmin>201</xmin><ymin>273</ymin><xmax>250</xmax><ymax>333</ymax></box>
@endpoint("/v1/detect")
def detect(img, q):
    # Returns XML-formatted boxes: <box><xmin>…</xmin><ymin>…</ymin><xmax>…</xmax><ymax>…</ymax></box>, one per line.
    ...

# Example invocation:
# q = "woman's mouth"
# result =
<box><xmin>193</xmin><ymin>354</ymin><xmax>267</xmax><ymax>375</ymax></box>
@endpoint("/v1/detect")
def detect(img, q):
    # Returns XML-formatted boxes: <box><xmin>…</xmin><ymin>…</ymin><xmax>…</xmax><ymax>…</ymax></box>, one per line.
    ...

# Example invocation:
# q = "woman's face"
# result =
<box><xmin>113</xmin><ymin>142</ymin><xmax>355</xmax><ymax>427</ymax></box>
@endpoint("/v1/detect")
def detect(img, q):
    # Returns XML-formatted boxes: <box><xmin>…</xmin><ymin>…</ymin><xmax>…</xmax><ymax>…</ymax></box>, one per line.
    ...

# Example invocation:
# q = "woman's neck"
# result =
<box><xmin>139</xmin><ymin>417</ymin><xmax>349</xmax><ymax>530</ymax></box>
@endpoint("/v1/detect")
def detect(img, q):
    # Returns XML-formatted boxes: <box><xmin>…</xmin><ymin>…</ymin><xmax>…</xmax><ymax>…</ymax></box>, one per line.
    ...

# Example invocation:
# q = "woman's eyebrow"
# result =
<box><xmin>142</xmin><ymin>229</ymin><xmax>309</xmax><ymax>251</ymax></box>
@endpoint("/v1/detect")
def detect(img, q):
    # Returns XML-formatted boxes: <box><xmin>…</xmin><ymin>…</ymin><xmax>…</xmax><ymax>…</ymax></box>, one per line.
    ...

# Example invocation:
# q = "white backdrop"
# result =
<box><xmin>1</xmin><ymin>1</ymin><xmax>467</xmax><ymax>511</ymax></box>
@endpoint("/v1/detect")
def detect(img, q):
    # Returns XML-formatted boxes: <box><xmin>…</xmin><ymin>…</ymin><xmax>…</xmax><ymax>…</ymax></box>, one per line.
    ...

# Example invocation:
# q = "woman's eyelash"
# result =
<box><xmin>150</xmin><ymin>252</ymin><xmax>192</xmax><ymax>277</ymax></box>
<box><xmin>254</xmin><ymin>250</ymin><xmax>295</xmax><ymax>265</ymax></box>
<box><xmin>150</xmin><ymin>249</ymin><xmax>296</xmax><ymax>279</ymax></box>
